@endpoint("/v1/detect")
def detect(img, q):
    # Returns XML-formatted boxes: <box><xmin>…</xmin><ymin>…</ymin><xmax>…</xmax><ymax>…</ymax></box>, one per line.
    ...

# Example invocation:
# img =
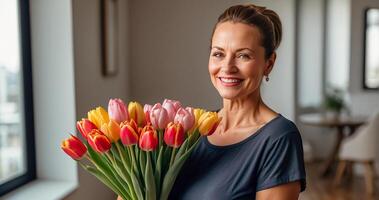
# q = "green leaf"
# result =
<box><xmin>81</xmin><ymin>164</ymin><xmax>131</xmax><ymax>200</ymax></box>
<box><xmin>130</xmin><ymin>168</ymin><xmax>144</xmax><ymax>200</ymax></box>
<box><xmin>174</xmin><ymin>139</ymin><xmax>189</xmax><ymax>161</ymax></box>
<box><xmin>86</xmin><ymin>145</ymin><xmax>131</xmax><ymax>199</ymax></box>
<box><xmin>110</xmin><ymin>144</ymin><xmax>121</xmax><ymax>162</ymax></box>
<box><xmin>161</xmin><ymin>146</ymin><xmax>172</xmax><ymax>179</ymax></box>
<box><xmin>154</xmin><ymin>146</ymin><xmax>164</xmax><ymax>197</ymax></box>
<box><xmin>145</xmin><ymin>152</ymin><xmax>156</xmax><ymax>200</ymax></box>
<box><xmin>159</xmin><ymin>138</ymin><xmax>201</xmax><ymax>200</ymax></box>
<box><xmin>139</xmin><ymin>148</ymin><xmax>146</xmax><ymax>178</ymax></box>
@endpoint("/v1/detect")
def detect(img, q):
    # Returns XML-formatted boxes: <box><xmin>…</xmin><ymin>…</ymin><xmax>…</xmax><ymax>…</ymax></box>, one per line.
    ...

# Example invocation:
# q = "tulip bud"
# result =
<box><xmin>61</xmin><ymin>134</ymin><xmax>87</xmax><ymax>160</ymax></box>
<box><xmin>76</xmin><ymin>118</ymin><xmax>97</xmax><ymax>139</ymax></box>
<box><xmin>128</xmin><ymin>101</ymin><xmax>146</xmax><ymax>127</ymax></box>
<box><xmin>88</xmin><ymin>107</ymin><xmax>110</xmax><ymax>128</ymax></box>
<box><xmin>197</xmin><ymin>112</ymin><xmax>221</xmax><ymax>136</ymax></box>
<box><xmin>164</xmin><ymin>122</ymin><xmax>185</xmax><ymax>148</ymax></box>
<box><xmin>139</xmin><ymin>124</ymin><xmax>158</xmax><ymax>151</ymax></box>
<box><xmin>162</xmin><ymin>99</ymin><xmax>182</xmax><ymax>122</ymax></box>
<box><xmin>144</xmin><ymin>104</ymin><xmax>153</xmax><ymax>124</ymax></box>
<box><xmin>188</xmin><ymin>108</ymin><xmax>206</xmax><ymax>132</ymax></box>
<box><xmin>87</xmin><ymin>129</ymin><xmax>112</xmax><ymax>153</ymax></box>
<box><xmin>150</xmin><ymin>103</ymin><xmax>170</xmax><ymax>130</ymax></box>
<box><xmin>108</xmin><ymin>98</ymin><xmax>129</xmax><ymax>124</ymax></box>
<box><xmin>100</xmin><ymin>120</ymin><xmax>121</xmax><ymax>142</ymax></box>
<box><xmin>174</xmin><ymin>107</ymin><xmax>195</xmax><ymax>132</ymax></box>
<box><xmin>120</xmin><ymin>120</ymin><xmax>139</xmax><ymax>146</ymax></box>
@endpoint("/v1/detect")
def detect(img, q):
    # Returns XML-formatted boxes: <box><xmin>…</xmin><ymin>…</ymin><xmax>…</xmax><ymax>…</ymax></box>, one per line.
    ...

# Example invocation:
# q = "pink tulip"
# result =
<box><xmin>174</xmin><ymin>107</ymin><xmax>195</xmax><ymax>132</ymax></box>
<box><xmin>144</xmin><ymin>104</ymin><xmax>153</xmax><ymax>124</ymax></box>
<box><xmin>162</xmin><ymin>99</ymin><xmax>182</xmax><ymax>121</ymax></box>
<box><xmin>108</xmin><ymin>98</ymin><xmax>129</xmax><ymax>124</ymax></box>
<box><xmin>150</xmin><ymin>103</ymin><xmax>170</xmax><ymax>129</ymax></box>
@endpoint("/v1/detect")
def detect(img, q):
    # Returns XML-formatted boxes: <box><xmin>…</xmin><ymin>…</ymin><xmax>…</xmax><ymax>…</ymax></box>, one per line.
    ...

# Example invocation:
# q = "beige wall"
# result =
<box><xmin>129</xmin><ymin>0</ymin><xmax>297</xmax><ymax>119</ymax></box>
<box><xmin>64</xmin><ymin>0</ymin><xmax>130</xmax><ymax>199</ymax></box>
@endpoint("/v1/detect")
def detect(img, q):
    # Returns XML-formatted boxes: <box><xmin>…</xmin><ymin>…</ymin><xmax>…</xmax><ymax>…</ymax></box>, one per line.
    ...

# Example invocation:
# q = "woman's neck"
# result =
<box><xmin>219</xmin><ymin>91</ymin><xmax>273</xmax><ymax>132</ymax></box>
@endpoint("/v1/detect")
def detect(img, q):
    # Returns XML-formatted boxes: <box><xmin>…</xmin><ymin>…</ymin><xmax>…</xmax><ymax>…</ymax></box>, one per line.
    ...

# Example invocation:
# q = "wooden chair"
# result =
<box><xmin>334</xmin><ymin>113</ymin><xmax>379</xmax><ymax>195</ymax></box>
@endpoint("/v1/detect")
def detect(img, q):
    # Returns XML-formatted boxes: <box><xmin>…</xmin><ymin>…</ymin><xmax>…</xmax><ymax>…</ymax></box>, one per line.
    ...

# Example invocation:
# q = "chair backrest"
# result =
<box><xmin>364</xmin><ymin>112</ymin><xmax>379</xmax><ymax>137</ymax></box>
<box><xmin>340</xmin><ymin>112</ymin><xmax>379</xmax><ymax>160</ymax></box>
<box><xmin>354</xmin><ymin>112</ymin><xmax>379</xmax><ymax>152</ymax></box>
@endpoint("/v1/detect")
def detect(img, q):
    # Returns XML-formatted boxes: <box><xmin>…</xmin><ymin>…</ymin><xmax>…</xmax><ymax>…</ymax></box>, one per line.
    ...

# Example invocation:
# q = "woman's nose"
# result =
<box><xmin>220</xmin><ymin>55</ymin><xmax>238</xmax><ymax>73</ymax></box>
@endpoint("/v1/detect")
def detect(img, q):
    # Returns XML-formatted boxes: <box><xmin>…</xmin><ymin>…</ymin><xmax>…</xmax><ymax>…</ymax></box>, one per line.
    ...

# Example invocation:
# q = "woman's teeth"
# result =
<box><xmin>219</xmin><ymin>77</ymin><xmax>242</xmax><ymax>83</ymax></box>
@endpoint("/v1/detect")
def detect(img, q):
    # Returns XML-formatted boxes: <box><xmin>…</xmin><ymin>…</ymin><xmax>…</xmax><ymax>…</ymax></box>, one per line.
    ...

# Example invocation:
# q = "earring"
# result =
<box><xmin>265</xmin><ymin>75</ymin><xmax>270</xmax><ymax>82</ymax></box>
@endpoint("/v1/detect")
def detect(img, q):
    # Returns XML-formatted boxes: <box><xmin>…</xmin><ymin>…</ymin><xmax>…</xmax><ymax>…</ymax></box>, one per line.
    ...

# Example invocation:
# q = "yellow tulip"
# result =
<box><xmin>88</xmin><ymin>107</ymin><xmax>110</xmax><ymax>128</ymax></box>
<box><xmin>128</xmin><ymin>101</ymin><xmax>145</xmax><ymax>127</ymax></box>
<box><xmin>188</xmin><ymin>108</ymin><xmax>205</xmax><ymax>132</ymax></box>
<box><xmin>101</xmin><ymin>120</ymin><xmax>121</xmax><ymax>142</ymax></box>
<box><xmin>197</xmin><ymin>111</ymin><xmax>221</xmax><ymax>136</ymax></box>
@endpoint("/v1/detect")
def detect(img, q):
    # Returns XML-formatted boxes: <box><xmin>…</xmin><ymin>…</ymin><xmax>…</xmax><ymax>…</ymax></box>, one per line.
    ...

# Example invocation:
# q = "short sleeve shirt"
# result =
<box><xmin>168</xmin><ymin>114</ymin><xmax>306</xmax><ymax>200</ymax></box>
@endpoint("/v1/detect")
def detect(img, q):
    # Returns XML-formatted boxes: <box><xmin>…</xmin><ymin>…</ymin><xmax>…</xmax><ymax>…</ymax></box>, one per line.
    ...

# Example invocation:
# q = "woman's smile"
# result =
<box><xmin>218</xmin><ymin>76</ymin><xmax>244</xmax><ymax>87</ymax></box>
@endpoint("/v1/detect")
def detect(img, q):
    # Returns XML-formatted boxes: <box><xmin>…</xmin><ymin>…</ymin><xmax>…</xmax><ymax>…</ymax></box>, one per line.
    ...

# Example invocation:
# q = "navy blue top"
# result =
<box><xmin>168</xmin><ymin>114</ymin><xmax>306</xmax><ymax>200</ymax></box>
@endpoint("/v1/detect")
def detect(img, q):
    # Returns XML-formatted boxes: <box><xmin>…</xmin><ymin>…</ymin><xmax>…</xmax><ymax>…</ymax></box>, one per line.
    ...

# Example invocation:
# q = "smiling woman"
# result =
<box><xmin>168</xmin><ymin>4</ymin><xmax>306</xmax><ymax>200</ymax></box>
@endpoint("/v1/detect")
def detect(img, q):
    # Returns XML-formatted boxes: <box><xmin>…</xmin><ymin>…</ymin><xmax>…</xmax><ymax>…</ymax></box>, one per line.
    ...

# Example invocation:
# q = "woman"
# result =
<box><xmin>168</xmin><ymin>4</ymin><xmax>306</xmax><ymax>200</ymax></box>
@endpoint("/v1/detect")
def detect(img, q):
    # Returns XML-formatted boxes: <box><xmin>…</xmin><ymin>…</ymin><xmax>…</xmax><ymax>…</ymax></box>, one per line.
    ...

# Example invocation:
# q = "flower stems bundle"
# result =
<box><xmin>61</xmin><ymin>98</ymin><xmax>221</xmax><ymax>200</ymax></box>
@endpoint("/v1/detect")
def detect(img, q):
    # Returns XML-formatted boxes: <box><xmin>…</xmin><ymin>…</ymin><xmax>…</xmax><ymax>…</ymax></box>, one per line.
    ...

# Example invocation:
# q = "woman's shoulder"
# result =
<box><xmin>258</xmin><ymin>114</ymin><xmax>301</xmax><ymax>143</ymax></box>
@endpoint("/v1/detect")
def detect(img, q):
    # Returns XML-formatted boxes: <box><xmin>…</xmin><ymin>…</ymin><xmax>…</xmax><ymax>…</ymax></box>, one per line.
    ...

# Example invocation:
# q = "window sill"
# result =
<box><xmin>2</xmin><ymin>179</ymin><xmax>77</xmax><ymax>200</ymax></box>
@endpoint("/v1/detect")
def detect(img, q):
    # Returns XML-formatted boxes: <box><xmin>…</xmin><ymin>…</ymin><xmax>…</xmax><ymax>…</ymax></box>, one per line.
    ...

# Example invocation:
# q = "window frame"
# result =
<box><xmin>0</xmin><ymin>0</ymin><xmax>36</xmax><ymax>196</ymax></box>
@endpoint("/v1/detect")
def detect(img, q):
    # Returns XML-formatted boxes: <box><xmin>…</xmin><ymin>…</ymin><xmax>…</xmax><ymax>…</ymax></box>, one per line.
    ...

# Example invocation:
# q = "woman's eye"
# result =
<box><xmin>212</xmin><ymin>52</ymin><xmax>224</xmax><ymax>58</ymax></box>
<box><xmin>237</xmin><ymin>53</ymin><xmax>250</xmax><ymax>59</ymax></box>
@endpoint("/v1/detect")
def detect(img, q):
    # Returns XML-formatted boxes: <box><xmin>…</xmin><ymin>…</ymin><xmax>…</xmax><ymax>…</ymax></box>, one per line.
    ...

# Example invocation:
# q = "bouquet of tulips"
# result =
<box><xmin>61</xmin><ymin>98</ymin><xmax>221</xmax><ymax>200</ymax></box>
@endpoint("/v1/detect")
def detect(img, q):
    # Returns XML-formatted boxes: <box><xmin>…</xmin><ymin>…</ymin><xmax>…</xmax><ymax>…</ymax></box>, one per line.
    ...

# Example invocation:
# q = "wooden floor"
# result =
<box><xmin>299</xmin><ymin>162</ymin><xmax>379</xmax><ymax>200</ymax></box>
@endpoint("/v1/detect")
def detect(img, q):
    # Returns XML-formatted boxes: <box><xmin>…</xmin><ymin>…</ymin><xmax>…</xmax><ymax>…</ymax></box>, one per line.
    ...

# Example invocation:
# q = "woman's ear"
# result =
<box><xmin>264</xmin><ymin>52</ymin><xmax>276</xmax><ymax>76</ymax></box>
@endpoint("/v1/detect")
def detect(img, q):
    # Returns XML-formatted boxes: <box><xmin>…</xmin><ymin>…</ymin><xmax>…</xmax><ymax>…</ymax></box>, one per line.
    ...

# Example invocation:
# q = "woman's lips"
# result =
<box><xmin>218</xmin><ymin>77</ymin><xmax>243</xmax><ymax>87</ymax></box>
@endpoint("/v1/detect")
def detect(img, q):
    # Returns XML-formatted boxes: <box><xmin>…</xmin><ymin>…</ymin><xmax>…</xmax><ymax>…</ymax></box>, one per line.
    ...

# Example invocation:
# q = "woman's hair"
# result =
<box><xmin>212</xmin><ymin>4</ymin><xmax>282</xmax><ymax>59</ymax></box>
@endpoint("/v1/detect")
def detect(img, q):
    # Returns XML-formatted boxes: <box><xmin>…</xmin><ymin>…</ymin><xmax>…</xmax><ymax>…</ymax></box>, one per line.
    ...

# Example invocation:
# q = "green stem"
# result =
<box><xmin>169</xmin><ymin>147</ymin><xmax>177</xmax><ymax>167</ymax></box>
<box><xmin>114</xmin><ymin>143</ymin><xmax>138</xmax><ymax>200</ymax></box>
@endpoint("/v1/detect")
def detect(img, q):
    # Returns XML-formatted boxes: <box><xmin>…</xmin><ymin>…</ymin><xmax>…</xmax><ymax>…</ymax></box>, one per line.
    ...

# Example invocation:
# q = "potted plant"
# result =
<box><xmin>323</xmin><ymin>87</ymin><xmax>345</xmax><ymax>118</ymax></box>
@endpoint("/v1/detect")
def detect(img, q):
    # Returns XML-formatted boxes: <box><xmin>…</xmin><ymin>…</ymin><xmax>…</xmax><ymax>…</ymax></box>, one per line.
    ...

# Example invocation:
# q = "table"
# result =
<box><xmin>299</xmin><ymin>113</ymin><xmax>368</xmax><ymax>177</ymax></box>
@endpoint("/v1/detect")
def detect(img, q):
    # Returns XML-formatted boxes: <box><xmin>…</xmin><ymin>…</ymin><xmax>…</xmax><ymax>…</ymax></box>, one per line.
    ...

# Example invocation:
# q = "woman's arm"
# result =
<box><xmin>256</xmin><ymin>181</ymin><xmax>301</xmax><ymax>200</ymax></box>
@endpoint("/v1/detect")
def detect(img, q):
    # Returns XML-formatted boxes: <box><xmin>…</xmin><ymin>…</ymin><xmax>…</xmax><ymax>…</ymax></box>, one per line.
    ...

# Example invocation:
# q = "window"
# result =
<box><xmin>364</xmin><ymin>8</ymin><xmax>379</xmax><ymax>89</ymax></box>
<box><xmin>0</xmin><ymin>0</ymin><xmax>36</xmax><ymax>196</ymax></box>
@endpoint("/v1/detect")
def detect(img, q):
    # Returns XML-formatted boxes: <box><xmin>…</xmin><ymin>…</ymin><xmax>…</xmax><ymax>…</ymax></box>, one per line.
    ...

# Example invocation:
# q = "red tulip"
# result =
<box><xmin>108</xmin><ymin>98</ymin><xmax>129</xmax><ymax>124</ymax></box>
<box><xmin>87</xmin><ymin>129</ymin><xmax>112</xmax><ymax>153</ymax></box>
<box><xmin>120</xmin><ymin>120</ymin><xmax>139</xmax><ymax>146</ymax></box>
<box><xmin>139</xmin><ymin>124</ymin><xmax>158</xmax><ymax>151</ymax></box>
<box><xmin>164</xmin><ymin>122</ymin><xmax>185</xmax><ymax>148</ymax></box>
<box><xmin>61</xmin><ymin>134</ymin><xmax>87</xmax><ymax>160</ymax></box>
<box><xmin>76</xmin><ymin>118</ymin><xmax>97</xmax><ymax>139</ymax></box>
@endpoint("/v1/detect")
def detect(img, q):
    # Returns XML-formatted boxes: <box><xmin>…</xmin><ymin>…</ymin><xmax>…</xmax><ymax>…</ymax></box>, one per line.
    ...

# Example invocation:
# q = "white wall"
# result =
<box><xmin>64</xmin><ymin>0</ymin><xmax>131</xmax><ymax>199</ymax></box>
<box><xmin>349</xmin><ymin>0</ymin><xmax>379</xmax><ymax>115</ymax></box>
<box><xmin>326</xmin><ymin>0</ymin><xmax>351</xmax><ymax>90</ymax></box>
<box><xmin>349</xmin><ymin>0</ymin><xmax>379</xmax><ymax>173</ymax></box>
<box><xmin>298</xmin><ymin>0</ymin><xmax>324</xmax><ymax>108</ymax></box>
<box><xmin>129</xmin><ymin>0</ymin><xmax>297</xmax><ymax>120</ymax></box>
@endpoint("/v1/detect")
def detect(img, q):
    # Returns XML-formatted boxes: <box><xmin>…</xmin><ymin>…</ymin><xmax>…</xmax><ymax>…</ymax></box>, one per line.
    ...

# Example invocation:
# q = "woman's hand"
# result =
<box><xmin>117</xmin><ymin>195</ymin><xmax>123</xmax><ymax>200</ymax></box>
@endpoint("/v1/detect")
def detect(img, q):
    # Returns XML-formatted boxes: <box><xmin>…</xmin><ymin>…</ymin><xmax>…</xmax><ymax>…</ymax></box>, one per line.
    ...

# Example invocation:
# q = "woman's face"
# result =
<box><xmin>208</xmin><ymin>21</ymin><xmax>274</xmax><ymax>100</ymax></box>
